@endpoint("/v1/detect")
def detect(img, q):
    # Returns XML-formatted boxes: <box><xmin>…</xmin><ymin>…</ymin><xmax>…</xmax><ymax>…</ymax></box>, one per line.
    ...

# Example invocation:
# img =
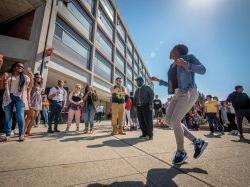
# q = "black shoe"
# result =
<box><xmin>193</xmin><ymin>139</ymin><xmax>208</xmax><ymax>159</ymax></box>
<box><xmin>139</xmin><ymin>135</ymin><xmax>146</xmax><ymax>139</ymax></box>
<box><xmin>240</xmin><ymin>135</ymin><xmax>245</xmax><ymax>140</ymax></box>
<box><xmin>172</xmin><ymin>150</ymin><xmax>188</xmax><ymax>165</ymax></box>
<box><xmin>47</xmin><ymin>129</ymin><xmax>54</xmax><ymax>133</ymax></box>
<box><xmin>54</xmin><ymin>129</ymin><xmax>60</xmax><ymax>132</ymax></box>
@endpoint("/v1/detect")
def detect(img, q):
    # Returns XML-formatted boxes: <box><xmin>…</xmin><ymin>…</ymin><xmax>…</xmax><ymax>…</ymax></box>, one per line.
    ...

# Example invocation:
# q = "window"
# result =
<box><xmin>117</xmin><ymin>18</ymin><xmax>125</xmax><ymax>41</ymax></box>
<box><xmin>94</xmin><ymin>52</ymin><xmax>112</xmax><ymax>82</ymax></box>
<box><xmin>116</xmin><ymin>34</ymin><xmax>125</xmax><ymax>56</ymax></box>
<box><xmin>134</xmin><ymin>63</ymin><xmax>139</xmax><ymax>75</ymax></box>
<box><xmin>127</xmin><ymin>79</ymin><xmax>133</xmax><ymax>92</ymax></box>
<box><xmin>83</xmin><ymin>0</ymin><xmax>94</xmax><ymax>13</ymax></box>
<box><xmin>127</xmin><ymin>65</ymin><xmax>133</xmax><ymax>80</ymax></box>
<box><xmin>67</xmin><ymin>0</ymin><xmax>93</xmax><ymax>39</ymax></box>
<box><xmin>115</xmin><ymin>52</ymin><xmax>125</xmax><ymax>73</ymax></box>
<box><xmin>127</xmin><ymin>51</ymin><xmax>133</xmax><ymax>67</ymax></box>
<box><xmin>98</xmin><ymin>7</ymin><xmax>113</xmax><ymax>39</ymax></box>
<box><xmin>115</xmin><ymin>69</ymin><xmax>125</xmax><ymax>86</ymax></box>
<box><xmin>100</xmin><ymin>0</ymin><xmax>114</xmax><ymax>22</ymax></box>
<box><xmin>134</xmin><ymin>51</ymin><xmax>139</xmax><ymax>62</ymax></box>
<box><xmin>54</xmin><ymin>17</ymin><xmax>91</xmax><ymax>65</ymax></box>
<box><xmin>95</xmin><ymin>29</ymin><xmax>113</xmax><ymax>60</ymax></box>
<box><xmin>127</xmin><ymin>38</ymin><xmax>133</xmax><ymax>53</ymax></box>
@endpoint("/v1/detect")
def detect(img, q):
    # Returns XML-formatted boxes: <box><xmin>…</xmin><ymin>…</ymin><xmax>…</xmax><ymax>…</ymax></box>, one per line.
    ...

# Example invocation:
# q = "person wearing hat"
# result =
<box><xmin>47</xmin><ymin>80</ymin><xmax>67</xmax><ymax>133</ymax></box>
<box><xmin>134</xmin><ymin>76</ymin><xmax>154</xmax><ymax>140</ymax></box>
<box><xmin>110</xmin><ymin>77</ymin><xmax>126</xmax><ymax>135</ymax></box>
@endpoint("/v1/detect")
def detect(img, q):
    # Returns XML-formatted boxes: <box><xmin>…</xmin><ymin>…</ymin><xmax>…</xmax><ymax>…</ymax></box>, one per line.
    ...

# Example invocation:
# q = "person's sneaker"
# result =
<box><xmin>1</xmin><ymin>136</ymin><xmax>10</xmax><ymax>142</ymax></box>
<box><xmin>119</xmin><ymin>132</ymin><xmax>126</xmax><ymax>135</ymax></box>
<box><xmin>221</xmin><ymin>132</ymin><xmax>225</xmax><ymax>135</ymax></box>
<box><xmin>145</xmin><ymin>136</ymin><xmax>153</xmax><ymax>140</ymax></box>
<box><xmin>54</xmin><ymin>129</ymin><xmax>60</xmax><ymax>132</ymax></box>
<box><xmin>172</xmin><ymin>150</ymin><xmax>188</xmax><ymax>165</ymax></box>
<box><xmin>19</xmin><ymin>135</ymin><xmax>25</xmax><ymax>142</ymax></box>
<box><xmin>193</xmin><ymin>139</ymin><xmax>208</xmax><ymax>159</ymax></box>
<box><xmin>10</xmin><ymin>130</ymin><xmax>15</xmax><ymax>137</ymax></box>
<box><xmin>76</xmin><ymin>127</ymin><xmax>79</xmax><ymax>132</ymax></box>
<box><xmin>89</xmin><ymin>129</ymin><xmax>93</xmax><ymax>134</ymax></box>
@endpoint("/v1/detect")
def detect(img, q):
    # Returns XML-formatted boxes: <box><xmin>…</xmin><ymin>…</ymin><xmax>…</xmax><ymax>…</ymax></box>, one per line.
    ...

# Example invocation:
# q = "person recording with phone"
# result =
<box><xmin>83</xmin><ymin>85</ymin><xmax>98</xmax><ymax>134</ymax></box>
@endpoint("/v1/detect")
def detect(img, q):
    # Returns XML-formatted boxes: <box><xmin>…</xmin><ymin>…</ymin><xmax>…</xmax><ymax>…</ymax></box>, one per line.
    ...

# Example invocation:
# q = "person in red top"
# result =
<box><xmin>124</xmin><ymin>94</ymin><xmax>133</xmax><ymax>129</ymax></box>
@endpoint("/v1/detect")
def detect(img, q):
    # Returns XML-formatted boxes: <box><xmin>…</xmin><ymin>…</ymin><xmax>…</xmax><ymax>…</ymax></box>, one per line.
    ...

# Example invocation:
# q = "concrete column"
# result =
<box><xmin>89</xmin><ymin>0</ymin><xmax>99</xmax><ymax>86</ymax></box>
<box><xmin>34</xmin><ymin>0</ymin><xmax>57</xmax><ymax>88</ymax></box>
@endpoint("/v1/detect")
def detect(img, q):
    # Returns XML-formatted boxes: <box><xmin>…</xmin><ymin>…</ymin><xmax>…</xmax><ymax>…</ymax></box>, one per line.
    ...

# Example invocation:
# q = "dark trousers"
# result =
<box><xmin>235</xmin><ymin>109</ymin><xmax>250</xmax><ymax>135</ymax></box>
<box><xmin>96</xmin><ymin>112</ymin><xmax>102</xmax><ymax>122</ymax></box>
<box><xmin>137</xmin><ymin>106</ymin><xmax>153</xmax><ymax>137</ymax></box>
<box><xmin>206</xmin><ymin>113</ymin><xmax>224</xmax><ymax>133</ymax></box>
<box><xmin>227</xmin><ymin>113</ymin><xmax>238</xmax><ymax>131</ymax></box>
<box><xmin>48</xmin><ymin>101</ymin><xmax>63</xmax><ymax>131</ymax></box>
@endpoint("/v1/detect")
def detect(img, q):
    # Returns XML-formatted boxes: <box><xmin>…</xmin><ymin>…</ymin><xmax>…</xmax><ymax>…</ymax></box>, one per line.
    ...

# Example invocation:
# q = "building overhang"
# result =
<box><xmin>0</xmin><ymin>0</ymin><xmax>45</xmax><ymax>24</ymax></box>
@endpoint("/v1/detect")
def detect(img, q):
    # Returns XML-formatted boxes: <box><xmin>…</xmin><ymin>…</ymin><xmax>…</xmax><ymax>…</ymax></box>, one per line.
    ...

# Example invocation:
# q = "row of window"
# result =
<box><xmin>55</xmin><ymin>0</ymin><xmax>150</xmax><ymax>84</ymax></box>
<box><xmin>65</xmin><ymin>0</ymin><xmax>148</xmax><ymax>77</ymax></box>
<box><xmin>54</xmin><ymin>15</ymin><xmax>149</xmax><ymax>84</ymax></box>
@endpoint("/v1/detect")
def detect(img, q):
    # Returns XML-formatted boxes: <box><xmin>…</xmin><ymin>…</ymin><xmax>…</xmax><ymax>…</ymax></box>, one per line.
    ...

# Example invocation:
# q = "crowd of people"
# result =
<box><xmin>1</xmin><ymin>44</ymin><xmax>250</xmax><ymax>166</ymax></box>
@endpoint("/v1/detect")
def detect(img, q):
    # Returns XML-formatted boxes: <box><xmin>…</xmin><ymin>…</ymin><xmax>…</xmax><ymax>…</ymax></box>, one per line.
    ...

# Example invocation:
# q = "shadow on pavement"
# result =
<box><xmin>231</xmin><ymin>138</ymin><xmax>250</xmax><ymax>144</ymax></box>
<box><xmin>86</xmin><ymin>167</ymin><xmax>208</xmax><ymax>187</ymax></box>
<box><xmin>87</xmin><ymin>137</ymin><xmax>145</xmax><ymax>148</ymax></box>
<box><xmin>60</xmin><ymin>134</ymin><xmax>111</xmax><ymax>142</ymax></box>
<box><xmin>204</xmin><ymin>134</ymin><xmax>222</xmax><ymax>138</ymax></box>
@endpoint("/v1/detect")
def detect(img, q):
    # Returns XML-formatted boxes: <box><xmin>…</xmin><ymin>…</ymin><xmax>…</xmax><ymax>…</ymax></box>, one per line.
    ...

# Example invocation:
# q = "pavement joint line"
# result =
<box><xmin>64</xmin><ymin>172</ymin><xmax>141</xmax><ymax>187</ymax></box>
<box><xmin>0</xmin><ymin>157</ymin><xmax>129</xmax><ymax>173</ymax></box>
<box><xmin>113</xmin><ymin>135</ymin><xmax>217</xmax><ymax>187</ymax></box>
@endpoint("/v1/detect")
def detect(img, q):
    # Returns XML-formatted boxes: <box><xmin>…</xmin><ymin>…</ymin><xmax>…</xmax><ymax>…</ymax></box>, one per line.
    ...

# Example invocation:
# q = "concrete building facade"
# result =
<box><xmin>0</xmin><ymin>0</ymin><xmax>152</xmax><ymax>114</ymax></box>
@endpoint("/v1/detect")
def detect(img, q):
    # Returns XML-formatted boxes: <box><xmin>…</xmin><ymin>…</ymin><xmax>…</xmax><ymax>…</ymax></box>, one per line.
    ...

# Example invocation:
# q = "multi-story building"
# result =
<box><xmin>0</xmin><ymin>0</ymin><xmax>152</xmax><ymax>113</ymax></box>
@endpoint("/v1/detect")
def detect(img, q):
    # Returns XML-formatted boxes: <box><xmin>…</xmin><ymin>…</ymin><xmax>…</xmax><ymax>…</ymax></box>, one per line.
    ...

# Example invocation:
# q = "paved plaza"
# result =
<box><xmin>0</xmin><ymin>121</ymin><xmax>250</xmax><ymax>187</ymax></box>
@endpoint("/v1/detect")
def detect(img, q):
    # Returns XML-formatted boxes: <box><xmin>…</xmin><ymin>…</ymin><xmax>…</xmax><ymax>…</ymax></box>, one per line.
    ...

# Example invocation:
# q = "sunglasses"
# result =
<box><xmin>16</xmin><ymin>65</ymin><xmax>24</xmax><ymax>69</ymax></box>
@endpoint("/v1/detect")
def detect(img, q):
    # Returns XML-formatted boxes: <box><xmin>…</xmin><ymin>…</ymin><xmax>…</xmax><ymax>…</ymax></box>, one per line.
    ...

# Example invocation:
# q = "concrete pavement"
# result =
<box><xmin>0</xmin><ymin>121</ymin><xmax>250</xmax><ymax>187</ymax></box>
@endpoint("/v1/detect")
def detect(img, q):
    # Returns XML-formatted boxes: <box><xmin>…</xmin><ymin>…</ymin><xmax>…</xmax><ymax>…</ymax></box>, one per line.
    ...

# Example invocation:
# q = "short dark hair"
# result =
<box><xmin>206</xmin><ymin>95</ymin><xmax>212</xmax><ymax>99</ymax></box>
<box><xmin>172</xmin><ymin>44</ymin><xmax>189</xmax><ymax>56</ymax></box>
<box><xmin>235</xmin><ymin>85</ymin><xmax>243</xmax><ymax>91</ymax></box>
<box><xmin>115</xmin><ymin>77</ymin><xmax>121</xmax><ymax>81</ymax></box>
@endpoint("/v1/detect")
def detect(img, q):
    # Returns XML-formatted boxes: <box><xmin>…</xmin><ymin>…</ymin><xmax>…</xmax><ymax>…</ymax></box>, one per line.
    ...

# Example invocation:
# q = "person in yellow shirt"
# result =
<box><xmin>204</xmin><ymin>95</ymin><xmax>224</xmax><ymax>135</ymax></box>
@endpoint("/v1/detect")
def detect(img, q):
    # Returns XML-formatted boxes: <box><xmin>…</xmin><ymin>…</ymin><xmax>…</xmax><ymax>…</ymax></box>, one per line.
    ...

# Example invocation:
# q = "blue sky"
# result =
<box><xmin>116</xmin><ymin>0</ymin><xmax>250</xmax><ymax>102</ymax></box>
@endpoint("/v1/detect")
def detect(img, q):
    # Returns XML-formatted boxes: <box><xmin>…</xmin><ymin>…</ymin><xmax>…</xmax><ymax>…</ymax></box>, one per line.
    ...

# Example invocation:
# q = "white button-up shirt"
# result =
<box><xmin>48</xmin><ymin>87</ymin><xmax>67</xmax><ymax>102</ymax></box>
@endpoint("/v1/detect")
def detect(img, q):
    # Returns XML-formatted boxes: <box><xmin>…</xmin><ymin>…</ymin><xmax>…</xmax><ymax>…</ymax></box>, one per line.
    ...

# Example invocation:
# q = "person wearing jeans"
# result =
<box><xmin>83</xmin><ymin>85</ymin><xmax>98</xmax><ymax>134</ymax></box>
<box><xmin>2</xmin><ymin>62</ymin><xmax>32</xmax><ymax>142</ymax></box>
<box><xmin>150</xmin><ymin>44</ymin><xmax>208</xmax><ymax>165</ymax></box>
<box><xmin>48</xmin><ymin>80</ymin><xmax>67</xmax><ymax>133</ymax></box>
<box><xmin>41</xmin><ymin>90</ymin><xmax>49</xmax><ymax>125</ymax></box>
